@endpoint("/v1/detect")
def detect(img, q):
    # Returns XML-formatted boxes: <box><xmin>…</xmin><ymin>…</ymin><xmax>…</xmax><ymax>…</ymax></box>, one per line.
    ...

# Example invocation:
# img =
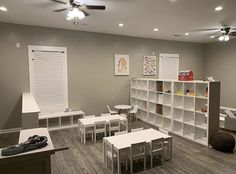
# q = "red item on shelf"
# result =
<box><xmin>178</xmin><ymin>70</ymin><xmax>194</xmax><ymax>81</ymax></box>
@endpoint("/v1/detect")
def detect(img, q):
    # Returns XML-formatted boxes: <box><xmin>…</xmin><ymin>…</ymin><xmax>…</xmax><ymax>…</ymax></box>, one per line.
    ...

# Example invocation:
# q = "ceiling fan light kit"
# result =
<box><xmin>67</xmin><ymin>8</ymin><xmax>85</xmax><ymax>20</ymax></box>
<box><xmin>219</xmin><ymin>35</ymin><xmax>229</xmax><ymax>42</ymax></box>
<box><xmin>217</xmin><ymin>27</ymin><xmax>234</xmax><ymax>42</ymax></box>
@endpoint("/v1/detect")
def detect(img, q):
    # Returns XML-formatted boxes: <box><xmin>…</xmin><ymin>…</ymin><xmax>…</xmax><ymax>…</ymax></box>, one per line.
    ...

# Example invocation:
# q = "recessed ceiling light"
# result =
<box><xmin>118</xmin><ymin>23</ymin><xmax>124</xmax><ymax>27</ymax></box>
<box><xmin>215</xmin><ymin>6</ymin><xmax>223</xmax><ymax>11</ymax></box>
<box><xmin>0</xmin><ymin>6</ymin><xmax>7</xmax><ymax>12</ymax></box>
<box><xmin>153</xmin><ymin>28</ymin><xmax>159</xmax><ymax>31</ymax></box>
<box><xmin>185</xmin><ymin>32</ymin><xmax>189</xmax><ymax>36</ymax></box>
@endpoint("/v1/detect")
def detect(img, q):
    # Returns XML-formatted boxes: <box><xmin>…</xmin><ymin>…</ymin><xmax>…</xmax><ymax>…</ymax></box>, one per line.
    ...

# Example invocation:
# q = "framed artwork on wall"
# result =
<box><xmin>143</xmin><ymin>55</ymin><xmax>157</xmax><ymax>76</ymax></box>
<box><xmin>114</xmin><ymin>54</ymin><xmax>129</xmax><ymax>75</ymax></box>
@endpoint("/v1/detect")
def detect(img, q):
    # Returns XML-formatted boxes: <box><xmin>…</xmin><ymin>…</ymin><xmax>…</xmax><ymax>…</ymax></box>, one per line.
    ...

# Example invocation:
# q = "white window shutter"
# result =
<box><xmin>28</xmin><ymin>46</ymin><xmax>68</xmax><ymax>113</ymax></box>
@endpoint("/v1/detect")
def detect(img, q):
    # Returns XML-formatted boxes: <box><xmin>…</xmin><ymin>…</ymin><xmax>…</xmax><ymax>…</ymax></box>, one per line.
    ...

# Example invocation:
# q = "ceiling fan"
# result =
<box><xmin>193</xmin><ymin>26</ymin><xmax>236</xmax><ymax>42</ymax></box>
<box><xmin>216</xmin><ymin>27</ymin><xmax>236</xmax><ymax>41</ymax></box>
<box><xmin>51</xmin><ymin>0</ymin><xmax>106</xmax><ymax>21</ymax></box>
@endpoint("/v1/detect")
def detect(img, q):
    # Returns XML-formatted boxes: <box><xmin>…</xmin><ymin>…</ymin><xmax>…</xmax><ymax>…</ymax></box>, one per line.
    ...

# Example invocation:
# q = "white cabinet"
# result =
<box><xmin>130</xmin><ymin>78</ymin><xmax>220</xmax><ymax>146</ymax></box>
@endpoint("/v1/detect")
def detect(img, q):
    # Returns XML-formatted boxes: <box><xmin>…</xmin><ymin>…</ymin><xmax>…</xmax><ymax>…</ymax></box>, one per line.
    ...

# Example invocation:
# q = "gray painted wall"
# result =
<box><xmin>0</xmin><ymin>22</ymin><xmax>205</xmax><ymax>130</ymax></box>
<box><xmin>205</xmin><ymin>39</ymin><xmax>236</xmax><ymax>108</ymax></box>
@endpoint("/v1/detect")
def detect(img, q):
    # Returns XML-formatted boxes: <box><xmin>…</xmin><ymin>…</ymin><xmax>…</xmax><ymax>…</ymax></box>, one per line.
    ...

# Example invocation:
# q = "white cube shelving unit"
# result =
<box><xmin>130</xmin><ymin>78</ymin><xmax>220</xmax><ymax>146</ymax></box>
<box><xmin>38</xmin><ymin>111</ymin><xmax>85</xmax><ymax>131</ymax></box>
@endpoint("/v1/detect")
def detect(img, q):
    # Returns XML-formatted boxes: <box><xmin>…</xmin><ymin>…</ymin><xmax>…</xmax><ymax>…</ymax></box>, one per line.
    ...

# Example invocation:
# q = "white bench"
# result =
<box><xmin>39</xmin><ymin>111</ymin><xmax>85</xmax><ymax>131</ymax></box>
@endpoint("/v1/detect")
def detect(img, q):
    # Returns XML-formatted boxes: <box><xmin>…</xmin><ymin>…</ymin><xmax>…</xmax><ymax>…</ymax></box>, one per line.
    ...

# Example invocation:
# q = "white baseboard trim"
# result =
<box><xmin>0</xmin><ymin>127</ymin><xmax>22</xmax><ymax>134</ymax></box>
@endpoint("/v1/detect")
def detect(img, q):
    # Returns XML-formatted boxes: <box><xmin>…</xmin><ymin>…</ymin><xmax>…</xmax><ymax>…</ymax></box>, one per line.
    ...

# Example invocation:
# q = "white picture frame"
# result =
<box><xmin>159</xmin><ymin>53</ymin><xmax>179</xmax><ymax>79</ymax></box>
<box><xmin>114</xmin><ymin>54</ymin><xmax>129</xmax><ymax>76</ymax></box>
<box><xmin>143</xmin><ymin>56</ymin><xmax>157</xmax><ymax>76</ymax></box>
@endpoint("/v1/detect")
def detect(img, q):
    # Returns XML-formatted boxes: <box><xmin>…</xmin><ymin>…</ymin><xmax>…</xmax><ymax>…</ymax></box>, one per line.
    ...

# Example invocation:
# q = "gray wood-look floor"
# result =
<box><xmin>49</xmin><ymin>120</ymin><xmax>236</xmax><ymax>174</ymax></box>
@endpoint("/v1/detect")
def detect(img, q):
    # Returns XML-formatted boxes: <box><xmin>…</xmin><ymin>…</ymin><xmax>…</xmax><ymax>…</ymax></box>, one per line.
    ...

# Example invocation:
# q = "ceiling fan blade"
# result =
<box><xmin>215</xmin><ymin>35</ymin><xmax>221</xmax><ymax>38</ymax></box>
<box><xmin>229</xmin><ymin>32</ymin><xmax>236</xmax><ymax>36</ymax></box>
<box><xmin>50</xmin><ymin>0</ymin><xmax>67</xmax><ymax>5</ymax></box>
<box><xmin>54</xmin><ymin>8</ymin><xmax>68</xmax><ymax>12</ymax></box>
<box><xmin>191</xmin><ymin>28</ymin><xmax>220</xmax><ymax>32</ymax></box>
<box><xmin>86</xmin><ymin>5</ymin><xmax>106</xmax><ymax>10</ymax></box>
<box><xmin>82</xmin><ymin>10</ymin><xmax>90</xmax><ymax>16</ymax></box>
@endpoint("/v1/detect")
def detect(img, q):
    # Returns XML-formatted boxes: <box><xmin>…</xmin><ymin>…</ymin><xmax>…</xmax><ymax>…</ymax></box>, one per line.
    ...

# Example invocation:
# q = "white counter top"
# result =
<box><xmin>0</xmin><ymin>128</ymin><xmax>54</xmax><ymax>159</ymax></box>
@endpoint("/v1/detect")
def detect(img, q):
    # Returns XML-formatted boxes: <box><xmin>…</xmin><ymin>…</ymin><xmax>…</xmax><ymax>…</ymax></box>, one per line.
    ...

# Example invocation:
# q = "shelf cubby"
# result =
<box><xmin>135</xmin><ymin>100</ymin><xmax>147</xmax><ymax>111</ymax></box>
<box><xmin>39</xmin><ymin>119</ymin><xmax>47</xmax><ymax>128</ymax></box>
<box><xmin>163</xmin><ymin>105</ymin><xmax>172</xmax><ymax>118</ymax></box>
<box><xmin>147</xmin><ymin>113</ymin><xmax>156</xmax><ymax>124</ymax></box>
<box><xmin>163</xmin><ymin>117</ymin><xmax>171</xmax><ymax>131</ymax></box>
<box><xmin>173</xmin><ymin>121</ymin><xmax>183</xmax><ymax>135</ymax></box>
<box><xmin>134</xmin><ymin>90</ymin><xmax>139</xmax><ymax>98</ymax></box>
<box><xmin>184</xmin><ymin>96</ymin><xmax>195</xmax><ymax>111</ymax></box>
<box><xmin>48</xmin><ymin>117</ymin><xmax>60</xmax><ymax>128</ymax></box>
<box><xmin>174</xmin><ymin>82</ymin><xmax>184</xmax><ymax>95</ymax></box>
<box><xmin>148</xmin><ymin>102</ymin><xmax>156</xmax><ymax>113</ymax></box>
<box><xmin>163</xmin><ymin>94</ymin><xmax>171</xmax><ymax>106</ymax></box>
<box><xmin>130</xmin><ymin>89</ymin><xmax>135</xmax><ymax>98</ymax></box>
<box><xmin>173</xmin><ymin>108</ymin><xmax>183</xmax><ymax>122</ymax></box>
<box><xmin>73</xmin><ymin>115</ymin><xmax>81</xmax><ymax>124</ymax></box>
<box><xmin>174</xmin><ymin>95</ymin><xmax>184</xmax><ymax>109</ymax></box>
<box><xmin>137</xmin><ymin>90</ymin><xmax>142</xmax><ymax>99</ymax></box>
<box><xmin>195</xmin><ymin>98</ymin><xmax>208</xmax><ymax>113</ymax></box>
<box><xmin>157</xmin><ymin>94</ymin><xmax>163</xmax><ymax>104</ymax></box>
<box><xmin>131</xmin><ymin>79</ymin><xmax>137</xmax><ymax>89</ymax></box>
<box><xmin>195</xmin><ymin>113</ymin><xmax>207</xmax><ymax>129</ymax></box>
<box><xmin>141</xmin><ymin>80</ymin><xmax>148</xmax><ymax>90</ymax></box>
<box><xmin>149</xmin><ymin>91</ymin><xmax>157</xmax><ymax>103</ymax></box>
<box><xmin>195</xmin><ymin>127</ymin><xmax>207</xmax><ymax>145</ymax></box>
<box><xmin>141</xmin><ymin>91</ymin><xmax>147</xmax><ymax>100</ymax></box>
<box><xmin>184</xmin><ymin>82</ymin><xmax>195</xmax><ymax>96</ymax></box>
<box><xmin>156</xmin><ymin>81</ymin><xmax>163</xmax><ymax>92</ymax></box>
<box><xmin>163</xmin><ymin>81</ymin><xmax>172</xmax><ymax>93</ymax></box>
<box><xmin>149</xmin><ymin>80</ymin><xmax>156</xmax><ymax>91</ymax></box>
<box><xmin>183</xmin><ymin>124</ymin><xmax>194</xmax><ymax>139</ymax></box>
<box><xmin>61</xmin><ymin>116</ymin><xmax>72</xmax><ymax>127</ymax></box>
<box><xmin>156</xmin><ymin>104</ymin><xmax>163</xmax><ymax>115</ymax></box>
<box><xmin>141</xmin><ymin>101</ymin><xmax>147</xmax><ymax>111</ymax></box>
<box><xmin>183</xmin><ymin>111</ymin><xmax>195</xmax><ymax>126</ymax></box>
<box><xmin>136</xmin><ymin>100</ymin><xmax>142</xmax><ymax>107</ymax></box>
<box><xmin>136</xmin><ymin>80</ymin><xmax>142</xmax><ymax>90</ymax></box>
<box><xmin>137</xmin><ymin>110</ymin><xmax>148</xmax><ymax>121</ymax></box>
<box><xmin>149</xmin><ymin>92</ymin><xmax>163</xmax><ymax>104</ymax></box>
<box><xmin>130</xmin><ymin>98</ymin><xmax>137</xmax><ymax>106</ymax></box>
<box><xmin>196</xmin><ymin>83</ymin><xmax>208</xmax><ymax>98</ymax></box>
<box><xmin>156</xmin><ymin>115</ymin><xmax>163</xmax><ymax>127</ymax></box>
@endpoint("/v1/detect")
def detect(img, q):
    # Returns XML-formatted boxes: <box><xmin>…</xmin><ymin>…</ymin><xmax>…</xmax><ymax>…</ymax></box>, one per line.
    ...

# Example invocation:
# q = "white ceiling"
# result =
<box><xmin>0</xmin><ymin>0</ymin><xmax>236</xmax><ymax>43</ymax></box>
